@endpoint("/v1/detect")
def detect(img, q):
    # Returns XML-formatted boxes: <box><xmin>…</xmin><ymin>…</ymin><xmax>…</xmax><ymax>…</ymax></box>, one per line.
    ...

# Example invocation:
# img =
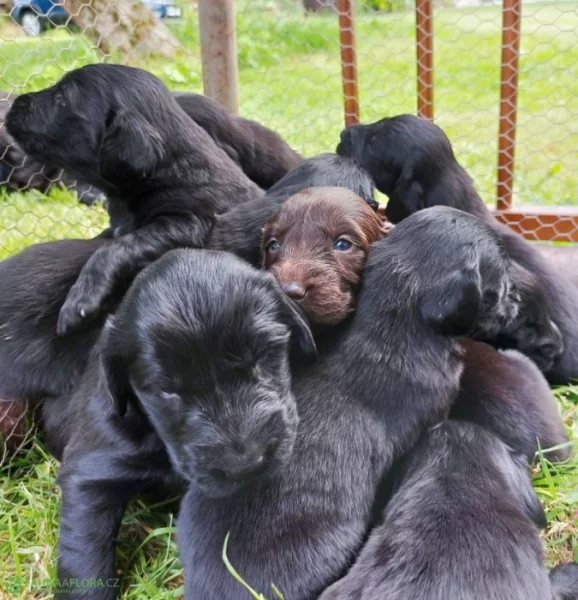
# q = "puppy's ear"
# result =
<box><xmin>99</xmin><ymin>109</ymin><xmax>164</xmax><ymax>178</ymax></box>
<box><xmin>391</xmin><ymin>160</ymin><xmax>425</xmax><ymax>215</ymax></box>
<box><xmin>100</xmin><ymin>318</ymin><xmax>138</xmax><ymax>417</ymax></box>
<box><xmin>276</xmin><ymin>292</ymin><xmax>317</xmax><ymax>364</ymax></box>
<box><xmin>421</xmin><ymin>268</ymin><xmax>482</xmax><ymax>336</ymax></box>
<box><xmin>508</xmin><ymin>451</ymin><xmax>547</xmax><ymax>529</ymax></box>
<box><xmin>220</xmin><ymin>142</ymin><xmax>241</xmax><ymax>167</ymax></box>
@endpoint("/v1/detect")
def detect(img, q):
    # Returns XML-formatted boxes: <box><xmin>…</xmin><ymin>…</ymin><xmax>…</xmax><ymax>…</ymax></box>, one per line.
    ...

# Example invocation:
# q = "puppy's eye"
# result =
<box><xmin>54</xmin><ymin>93</ymin><xmax>68</xmax><ymax>109</ymax></box>
<box><xmin>160</xmin><ymin>391</ymin><xmax>181</xmax><ymax>402</ymax></box>
<box><xmin>266</xmin><ymin>239</ymin><xmax>280</xmax><ymax>253</ymax></box>
<box><xmin>334</xmin><ymin>238</ymin><xmax>353</xmax><ymax>252</ymax></box>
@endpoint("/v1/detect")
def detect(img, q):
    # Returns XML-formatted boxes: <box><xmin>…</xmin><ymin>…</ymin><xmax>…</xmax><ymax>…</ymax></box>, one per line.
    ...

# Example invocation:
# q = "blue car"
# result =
<box><xmin>11</xmin><ymin>0</ymin><xmax>182</xmax><ymax>36</ymax></box>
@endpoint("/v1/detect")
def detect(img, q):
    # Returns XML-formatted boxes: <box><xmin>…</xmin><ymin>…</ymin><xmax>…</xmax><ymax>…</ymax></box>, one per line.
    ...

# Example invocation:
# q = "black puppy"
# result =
<box><xmin>5</xmin><ymin>64</ymin><xmax>262</xmax><ymax>336</ymax></box>
<box><xmin>0</xmin><ymin>238</ymin><xmax>107</xmax><ymax>401</ymax></box>
<box><xmin>1</xmin><ymin>93</ymin><xmax>103</xmax><ymax>204</ymax></box>
<box><xmin>337</xmin><ymin>114</ymin><xmax>578</xmax><ymax>384</ymax></box>
<box><xmin>44</xmin><ymin>249</ymin><xmax>316</xmax><ymax>599</ymax></box>
<box><xmin>320</xmin><ymin>420</ymin><xmax>576</xmax><ymax>600</ymax></box>
<box><xmin>2</xmin><ymin>86</ymin><xmax>297</xmax><ymax>202</ymax></box>
<box><xmin>173</xmin><ymin>92</ymin><xmax>302</xmax><ymax>189</ymax></box>
<box><xmin>176</xmin><ymin>207</ymin><xmax>521</xmax><ymax>599</ymax></box>
<box><xmin>452</xmin><ymin>339</ymin><xmax>570</xmax><ymax>463</ymax></box>
<box><xmin>0</xmin><ymin>153</ymin><xmax>373</xmax><ymax>406</ymax></box>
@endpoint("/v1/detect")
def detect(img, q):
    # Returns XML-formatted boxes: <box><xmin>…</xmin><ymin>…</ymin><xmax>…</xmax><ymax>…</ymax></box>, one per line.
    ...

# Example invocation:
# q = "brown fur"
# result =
<box><xmin>261</xmin><ymin>187</ymin><xmax>388</xmax><ymax>325</ymax></box>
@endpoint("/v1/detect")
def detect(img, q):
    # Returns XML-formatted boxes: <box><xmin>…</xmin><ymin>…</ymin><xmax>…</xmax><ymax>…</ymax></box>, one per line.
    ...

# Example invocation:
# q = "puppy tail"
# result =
<box><xmin>551</xmin><ymin>563</ymin><xmax>578</xmax><ymax>599</ymax></box>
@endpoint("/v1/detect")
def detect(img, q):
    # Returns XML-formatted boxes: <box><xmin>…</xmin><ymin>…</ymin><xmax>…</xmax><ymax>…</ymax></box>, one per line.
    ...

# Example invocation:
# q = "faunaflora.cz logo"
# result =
<box><xmin>7</xmin><ymin>576</ymin><xmax>120</xmax><ymax>594</ymax></box>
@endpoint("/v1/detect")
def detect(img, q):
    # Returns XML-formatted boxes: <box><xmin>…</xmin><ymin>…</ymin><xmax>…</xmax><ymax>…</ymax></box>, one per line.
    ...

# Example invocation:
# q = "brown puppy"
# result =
<box><xmin>262</xmin><ymin>189</ymin><xmax>569</xmax><ymax>462</ymax></box>
<box><xmin>261</xmin><ymin>187</ymin><xmax>388</xmax><ymax>326</ymax></box>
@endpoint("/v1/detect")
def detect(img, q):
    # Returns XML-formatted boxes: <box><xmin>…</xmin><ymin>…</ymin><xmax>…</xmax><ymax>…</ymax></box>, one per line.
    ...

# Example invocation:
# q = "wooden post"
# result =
<box><xmin>415</xmin><ymin>0</ymin><xmax>434</xmax><ymax>121</ymax></box>
<box><xmin>496</xmin><ymin>0</ymin><xmax>522</xmax><ymax>211</ymax></box>
<box><xmin>198</xmin><ymin>0</ymin><xmax>239</xmax><ymax>115</ymax></box>
<box><xmin>338</xmin><ymin>0</ymin><xmax>359</xmax><ymax>126</ymax></box>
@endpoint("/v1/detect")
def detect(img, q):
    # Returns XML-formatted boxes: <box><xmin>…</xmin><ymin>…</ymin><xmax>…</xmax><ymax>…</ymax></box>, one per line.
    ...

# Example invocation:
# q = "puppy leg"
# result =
<box><xmin>57</xmin><ymin>216</ymin><xmax>213</xmax><ymax>335</ymax></box>
<box><xmin>56</xmin><ymin>474</ymin><xmax>130</xmax><ymax>600</ymax></box>
<box><xmin>55</xmin><ymin>448</ymin><xmax>165</xmax><ymax>600</ymax></box>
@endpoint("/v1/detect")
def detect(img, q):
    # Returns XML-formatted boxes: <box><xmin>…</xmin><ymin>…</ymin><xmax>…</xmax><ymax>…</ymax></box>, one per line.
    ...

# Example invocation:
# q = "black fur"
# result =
<box><xmin>44</xmin><ymin>249</ymin><xmax>315</xmax><ymax>599</ymax></box>
<box><xmin>320</xmin><ymin>421</ymin><xmax>554</xmax><ymax>600</ymax></box>
<box><xmin>537</xmin><ymin>245</ymin><xmax>578</xmax><ymax>288</ymax></box>
<box><xmin>177</xmin><ymin>207</ymin><xmax>521</xmax><ymax>599</ymax></box>
<box><xmin>2</xmin><ymin>86</ymin><xmax>299</xmax><ymax>202</ymax></box>
<box><xmin>551</xmin><ymin>563</ymin><xmax>578</xmax><ymax>600</ymax></box>
<box><xmin>5</xmin><ymin>64</ymin><xmax>262</xmax><ymax>335</ymax></box>
<box><xmin>337</xmin><ymin>114</ymin><xmax>578</xmax><ymax>383</ymax></box>
<box><xmin>0</xmin><ymin>238</ymin><xmax>107</xmax><ymax>400</ymax></box>
<box><xmin>173</xmin><ymin>92</ymin><xmax>302</xmax><ymax>189</ymax></box>
<box><xmin>1</xmin><ymin>93</ymin><xmax>103</xmax><ymax>204</ymax></box>
<box><xmin>452</xmin><ymin>338</ymin><xmax>570</xmax><ymax>463</ymax></box>
<box><xmin>481</xmin><ymin>261</ymin><xmax>564</xmax><ymax>374</ymax></box>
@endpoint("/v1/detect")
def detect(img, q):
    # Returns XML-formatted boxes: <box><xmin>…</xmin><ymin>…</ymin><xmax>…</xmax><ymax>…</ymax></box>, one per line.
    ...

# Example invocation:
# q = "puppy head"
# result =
<box><xmin>336</xmin><ymin>115</ymin><xmax>455</xmax><ymax>222</ymax></box>
<box><xmin>262</xmin><ymin>187</ymin><xmax>389</xmax><ymax>326</ymax></box>
<box><xmin>494</xmin><ymin>263</ymin><xmax>564</xmax><ymax>373</ymax></box>
<box><xmin>4</xmin><ymin>65</ymin><xmax>186</xmax><ymax>192</ymax></box>
<box><xmin>376</xmin><ymin>206</ymin><xmax>520</xmax><ymax>338</ymax></box>
<box><xmin>101</xmin><ymin>250</ymin><xmax>316</xmax><ymax>498</ymax></box>
<box><xmin>266</xmin><ymin>153</ymin><xmax>378</xmax><ymax>211</ymax></box>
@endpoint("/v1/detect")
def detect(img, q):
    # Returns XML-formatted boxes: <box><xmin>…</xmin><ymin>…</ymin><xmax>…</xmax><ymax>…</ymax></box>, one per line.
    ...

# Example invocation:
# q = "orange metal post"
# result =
<box><xmin>416</xmin><ymin>0</ymin><xmax>434</xmax><ymax>121</ymax></box>
<box><xmin>496</xmin><ymin>0</ymin><xmax>522</xmax><ymax>211</ymax></box>
<box><xmin>338</xmin><ymin>0</ymin><xmax>359</xmax><ymax>127</ymax></box>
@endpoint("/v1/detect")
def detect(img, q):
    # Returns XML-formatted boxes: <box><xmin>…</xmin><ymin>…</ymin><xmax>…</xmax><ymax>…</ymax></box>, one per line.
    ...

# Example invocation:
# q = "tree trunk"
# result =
<box><xmin>63</xmin><ymin>0</ymin><xmax>182</xmax><ymax>59</ymax></box>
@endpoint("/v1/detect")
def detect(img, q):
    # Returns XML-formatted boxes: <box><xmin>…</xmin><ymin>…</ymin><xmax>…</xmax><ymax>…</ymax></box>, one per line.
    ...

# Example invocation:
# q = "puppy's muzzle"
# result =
<box><xmin>6</xmin><ymin>95</ymin><xmax>34</xmax><ymax>129</ymax></box>
<box><xmin>210</xmin><ymin>440</ymin><xmax>279</xmax><ymax>483</ymax></box>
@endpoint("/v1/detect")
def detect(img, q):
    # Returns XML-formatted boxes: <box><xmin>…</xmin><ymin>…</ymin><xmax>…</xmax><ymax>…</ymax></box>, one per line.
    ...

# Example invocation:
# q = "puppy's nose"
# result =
<box><xmin>543</xmin><ymin>320</ymin><xmax>564</xmax><ymax>356</ymax></box>
<box><xmin>10</xmin><ymin>94</ymin><xmax>33</xmax><ymax>116</ymax></box>
<box><xmin>281</xmin><ymin>281</ymin><xmax>306</xmax><ymax>301</ymax></box>
<box><xmin>214</xmin><ymin>444</ymin><xmax>272</xmax><ymax>482</ymax></box>
<box><xmin>222</xmin><ymin>454</ymin><xmax>266</xmax><ymax>481</ymax></box>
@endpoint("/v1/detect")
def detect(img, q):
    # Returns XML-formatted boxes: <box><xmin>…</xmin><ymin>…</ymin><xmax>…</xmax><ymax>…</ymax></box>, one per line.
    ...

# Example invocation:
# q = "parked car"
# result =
<box><xmin>11</xmin><ymin>0</ymin><xmax>182</xmax><ymax>37</ymax></box>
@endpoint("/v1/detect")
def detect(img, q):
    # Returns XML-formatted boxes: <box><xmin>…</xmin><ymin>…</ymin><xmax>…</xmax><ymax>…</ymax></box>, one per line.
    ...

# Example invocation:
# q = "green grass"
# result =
<box><xmin>0</xmin><ymin>2</ymin><xmax>577</xmax><ymax>597</ymax></box>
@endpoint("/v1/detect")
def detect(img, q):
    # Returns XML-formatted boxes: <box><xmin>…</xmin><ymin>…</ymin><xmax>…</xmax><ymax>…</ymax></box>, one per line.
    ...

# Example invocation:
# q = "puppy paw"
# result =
<box><xmin>381</xmin><ymin>220</ymin><xmax>395</xmax><ymax>236</ymax></box>
<box><xmin>57</xmin><ymin>280</ymin><xmax>109</xmax><ymax>336</ymax></box>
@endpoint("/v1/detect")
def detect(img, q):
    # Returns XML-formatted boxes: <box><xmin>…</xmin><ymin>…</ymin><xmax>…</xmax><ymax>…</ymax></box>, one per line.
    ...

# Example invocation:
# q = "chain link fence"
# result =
<box><xmin>0</xmin><ymin>0</ymin><xmax>577</xmax><ymax>464</ymax></box>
